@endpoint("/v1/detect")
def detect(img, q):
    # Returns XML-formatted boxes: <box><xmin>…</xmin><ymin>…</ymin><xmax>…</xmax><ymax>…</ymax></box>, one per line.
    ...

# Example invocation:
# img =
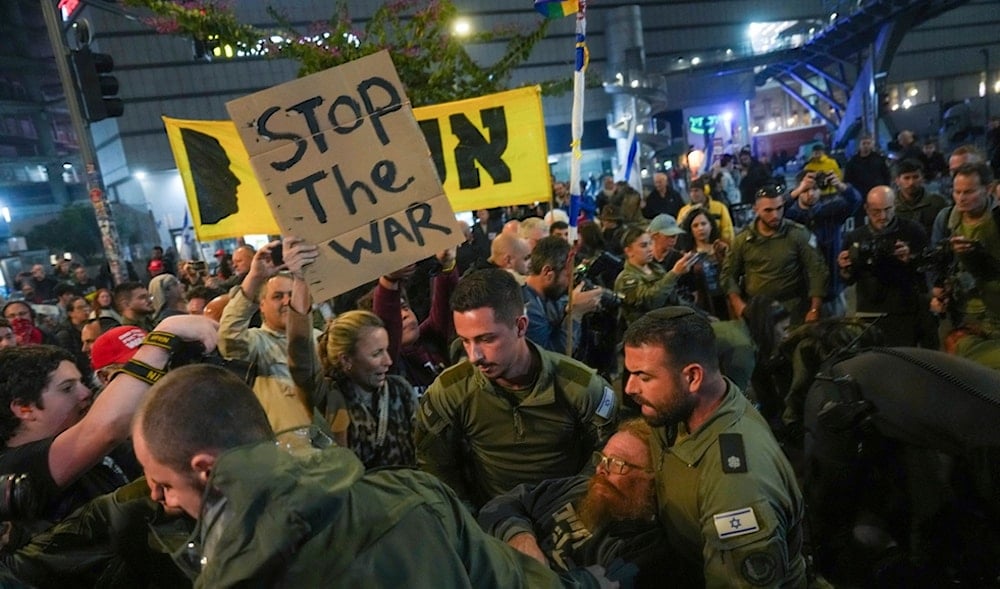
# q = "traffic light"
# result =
<box><xmin>70</xmin><ymin>48</ymin><xmax>123</xmax><ymax>122</ymax></box>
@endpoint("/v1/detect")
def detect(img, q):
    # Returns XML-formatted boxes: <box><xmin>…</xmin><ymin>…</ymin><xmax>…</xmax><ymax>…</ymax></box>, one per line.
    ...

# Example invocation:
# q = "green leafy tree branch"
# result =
<box><xmin>121</xmin><ymin>0</ymin><xmax>578</xmax><ymax>106</ymax></box>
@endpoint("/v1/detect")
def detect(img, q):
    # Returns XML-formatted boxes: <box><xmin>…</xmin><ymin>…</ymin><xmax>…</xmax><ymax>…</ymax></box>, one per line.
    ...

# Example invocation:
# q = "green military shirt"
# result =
<box><xmin>614</xmin><ymin>261</ymin><xmax>682</xmax><ymax>326</ymax></box>
<box><xmin>651</xmin><ymin>380</ymin><xmax>806</xmax><ymax>588</ymax></box>
<box><xmin>952</xmin><ymin>211</ymin><xmax>1000</xmax><ymax>323</ymax></box>
<box><xmin>415</xmin><ymin>341</ymin><xmax>619</xmax><ymax>509</ymax></box>
<box><xmin>895</xmin><ymin>187</ymin><xmax>947</xmax><ymax>237</ymax></box>
<box><xmin>722</xmin><ymin>218</ymin><xmax>827</xmax><ymax>305</ymax></box>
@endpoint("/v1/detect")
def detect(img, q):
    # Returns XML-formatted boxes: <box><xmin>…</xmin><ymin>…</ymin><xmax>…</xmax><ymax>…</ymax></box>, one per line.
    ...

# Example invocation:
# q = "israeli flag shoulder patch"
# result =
<box><xmin>595</xmin><ymin>386</ymin><xmax>615</xmax><ymax>419</ymax></box>
<box><xmin>713</xmin><ymin>507</ymin><xmax>760</xmax><ymax>540</ymax></box>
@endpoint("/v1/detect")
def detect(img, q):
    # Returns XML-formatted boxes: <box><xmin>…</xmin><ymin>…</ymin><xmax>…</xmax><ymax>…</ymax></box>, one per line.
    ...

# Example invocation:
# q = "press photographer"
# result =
<box><xmin>838</xmin><ymin>186</ymin><xmax>932</xmax><ymax>346</ymax></box>
<box><xmin>522</xmin><ymin>236</ymin><xmax>605</xmax><ymax>356</ymax></box>
<box><xmin>572</xmin><ymin>249</ymin><xmax>625</xmax><ymax>377</ymax></box>
<box><xmin>786</xmin><ymin>168</ymin><xmax>861</xmax><ymax>317</ymax></box>
<box><xmin>929</xmin><ymin>162</ymin><xmax>1000</xmax><ymax>335</ymax></box>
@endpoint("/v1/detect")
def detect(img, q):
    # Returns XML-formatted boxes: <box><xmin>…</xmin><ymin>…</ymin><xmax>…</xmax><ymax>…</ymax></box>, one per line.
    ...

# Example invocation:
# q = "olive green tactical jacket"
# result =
<box><xmin>651</xmin><ymin>381</ymin><xmax>807</xmax><ymax>588</ymax></box>
<box><xmin>415</xmin><ymin>342</ymin><xmax>619</xmax><ymax>509</ymax></box>
<box><xmin>191</xmin><ymin>443</ymin><xmax>569</xmax><ymax>588</ymax></box>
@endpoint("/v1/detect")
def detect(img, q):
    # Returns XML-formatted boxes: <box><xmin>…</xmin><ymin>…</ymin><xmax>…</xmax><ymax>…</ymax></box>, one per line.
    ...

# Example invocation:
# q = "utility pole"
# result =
<box><xmin>40</xmin><ymin>0</ymin><xmax>128</xmax><ymax>285</ymax></box>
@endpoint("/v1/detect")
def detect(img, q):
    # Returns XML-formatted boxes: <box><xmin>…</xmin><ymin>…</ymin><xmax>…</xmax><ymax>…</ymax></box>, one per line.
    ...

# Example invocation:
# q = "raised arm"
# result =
<box><xmin>49</xmin><ymin>314</ymin><xmax>219</xmax><ymax>487</ymax></box>
<box><xmin>422</xmin><ymin>249</ymin><xmax>459</xmax><ymax>341</ymax></box>
<box><xmin>282</xmin><ymin>236</ymin><xmax>320</xmax><ymax>413</ymax></box>
<box><xmin>217</xmin><ymin>241</ymin><xmax>281</xmax><ymax>361</ymax></box>
<box><xmin>373</xmin><ymin>265</ymin><xmax>416</xmax><ymax>365</ymax></box>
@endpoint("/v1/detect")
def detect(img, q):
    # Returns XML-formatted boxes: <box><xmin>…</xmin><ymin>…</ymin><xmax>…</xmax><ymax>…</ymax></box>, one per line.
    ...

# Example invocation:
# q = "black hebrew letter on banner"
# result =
<box><xmin>180</xmin><ymin>127</ymin><xmax>241</xmax><ymax>224</ymax></box>
<box><xmin>418</xmin><ymin>119</ymin><xmax>446</xmax><ymax>183</ymax></box>
<box><xmin>450</xmin><ymin>107</ymin><xmax>512</xmax><ymax>190</ymax></box>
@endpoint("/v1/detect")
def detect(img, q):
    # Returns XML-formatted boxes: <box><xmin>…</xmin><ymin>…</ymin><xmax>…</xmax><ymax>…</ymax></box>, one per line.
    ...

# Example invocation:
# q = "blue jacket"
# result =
<box><xmin>784</xmin><ymin>185</ymin><xmax>861</xmax><ymax>300</ymax></box>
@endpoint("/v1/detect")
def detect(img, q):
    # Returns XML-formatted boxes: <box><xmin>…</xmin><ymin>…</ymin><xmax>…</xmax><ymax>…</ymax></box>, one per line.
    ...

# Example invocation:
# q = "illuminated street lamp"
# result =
<box><xmin>453</xmin><ymin>18</ymin><xmax>471</xmax><ymax>37</ymax></box>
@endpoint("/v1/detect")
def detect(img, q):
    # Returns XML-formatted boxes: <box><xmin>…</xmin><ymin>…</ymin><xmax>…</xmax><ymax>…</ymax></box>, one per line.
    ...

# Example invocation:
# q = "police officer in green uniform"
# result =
<box><xmin>615</xmin><ymin>225</ymin><xmax>698</xmax><ymax>327</ymax></box>
<box><xmin>623</xmin><ymin>307</ymin><xmax>806</xmax><ymax>588</ymax></box>
<box><xmin>415</xmin><ymin>269</ymin><xmax>619</xmax><ymax>510</ymax></box>
<box><xmin>723</xmin><ymin>185</ymin><xmax>828</xmax><ymax>326</ymax></box>
<box><xmin>130</xmin><ymin>364</ymin><xmax>578</xmax><ymax>588</ymax></box>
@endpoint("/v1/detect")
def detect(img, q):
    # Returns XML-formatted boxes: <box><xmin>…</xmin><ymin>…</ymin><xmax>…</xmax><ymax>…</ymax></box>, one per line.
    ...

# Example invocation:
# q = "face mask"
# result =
<box><xmin>10</xmin><ymin>317</ymin><xmax>40</xmax><ymax>345</ymax></box>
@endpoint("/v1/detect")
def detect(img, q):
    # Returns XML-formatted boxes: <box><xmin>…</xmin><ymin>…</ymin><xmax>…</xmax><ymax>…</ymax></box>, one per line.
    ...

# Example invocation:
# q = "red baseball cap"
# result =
<box><xmin>215</xmin><ymin>249</ymin><xmax>226</xmax><ymax>257</ymax></box>
<box><xmin>91</xmin><ymin>326</ymin><xmax>147</xmax><ymax>370</ymax></box>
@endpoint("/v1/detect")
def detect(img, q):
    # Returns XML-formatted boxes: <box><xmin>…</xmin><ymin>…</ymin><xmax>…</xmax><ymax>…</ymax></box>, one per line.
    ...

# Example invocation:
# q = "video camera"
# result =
<box><xmin>573</xmin><ymin>251</ymin><xmax>625</xmax><ymax>310</ymax></box>
<box><xmin>572</xmin><ymin>251</ymin><xmax>624</xmax><ymax>378</ymax></box>
<box><xmin>913</xmin><ymin>239</ymin><xmax>954</xmax><ymax>275</ymax></box>
<box><xmin>916</xmin><ymin>237</ymin><xmax>1000</xmax><ymax>321</ymax></box>
<box><xmin>848</xmin><ymin>236</ymin><xmax>897</xmax><ymax>268</ymax></box>
<box><xmin>170</xmin><ymin>341</ymin><xmax>258</xmax><ymax>387</ymax></box>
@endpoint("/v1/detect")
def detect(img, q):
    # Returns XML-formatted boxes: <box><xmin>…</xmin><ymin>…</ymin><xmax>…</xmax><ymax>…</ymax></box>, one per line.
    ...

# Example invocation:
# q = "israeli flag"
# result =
<box><xmin>713</xmin><ymin>507</ymin><xmax>760</xmax><ymax>539</ymax></box>
<box><xmin>620</xmin><ymin>117</ymin><xmax>639</xmax><ymax>185</ymax></box>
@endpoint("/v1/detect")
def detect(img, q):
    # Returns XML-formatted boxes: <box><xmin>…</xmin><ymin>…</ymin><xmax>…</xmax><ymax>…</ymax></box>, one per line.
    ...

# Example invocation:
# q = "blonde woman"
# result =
<box><xmin>286</xmin><ymin>238</ymin><xmax>418</xmax><ymax>468</ymax></box>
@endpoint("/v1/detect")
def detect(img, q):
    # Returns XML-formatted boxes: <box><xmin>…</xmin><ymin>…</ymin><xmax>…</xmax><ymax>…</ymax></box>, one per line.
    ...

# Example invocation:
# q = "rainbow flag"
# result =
<box><xmin>534</xmin><ymin>0</ymin><xmax>577</xmax><ymax>18</ymax></box>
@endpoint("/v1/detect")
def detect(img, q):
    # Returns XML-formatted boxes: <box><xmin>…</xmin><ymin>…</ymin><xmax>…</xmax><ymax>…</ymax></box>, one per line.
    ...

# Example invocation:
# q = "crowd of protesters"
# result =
<box><xmin>0</xmin><ymin>137</ymin><xmax>996</xmax><ymax>587</ymax></box>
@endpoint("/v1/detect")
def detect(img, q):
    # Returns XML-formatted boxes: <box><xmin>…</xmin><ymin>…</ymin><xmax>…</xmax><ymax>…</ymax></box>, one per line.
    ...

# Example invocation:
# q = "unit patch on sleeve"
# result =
<box><xmin>740</xmin><ymin>551</ymin><xmax>779</xmax><ymax>586</ymax></box>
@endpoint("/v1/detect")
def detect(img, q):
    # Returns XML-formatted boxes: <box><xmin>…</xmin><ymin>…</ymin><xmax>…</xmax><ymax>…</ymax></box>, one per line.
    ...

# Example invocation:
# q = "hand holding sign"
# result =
<box><xmin>436</xmin><ymin>247</ymin><xmax>457</xmax><ymax>268</ymax></box>
<box><xmin>384</xmin><ymin>263</ymin><xmax>417</xmax><ymax>284</ymax></box>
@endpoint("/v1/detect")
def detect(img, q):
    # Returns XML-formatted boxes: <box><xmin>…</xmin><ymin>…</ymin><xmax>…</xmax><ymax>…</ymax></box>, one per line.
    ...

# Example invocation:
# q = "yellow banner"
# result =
<box><xmin>413</xmin><ymin>86</ymin><xmax>550</xmax><ymax>211</ymax></box>
<box><xmin>163</xmin><ymin>86</ymin><xmax>549</xmax><ymax>240</ymax></box>
<box><xmin>163</xmin><ymin>116</ymin><xmax>280</xmax><ymax>240</ymax></box>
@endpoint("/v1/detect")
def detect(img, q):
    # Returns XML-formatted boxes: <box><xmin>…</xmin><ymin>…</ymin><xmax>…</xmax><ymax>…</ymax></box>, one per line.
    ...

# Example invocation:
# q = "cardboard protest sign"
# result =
<box><xmin>163</xmin><ymin>117</ymin><xmax>281</xmax><ymax>240</ymax></box>
<box><xmin>415</xmin><ymin>86</ymin><xmax>550</xmax><ymax>211</ymax></box>
<box><xmin>226</xmin><ymin>50</ymin><xmax>464</xmax><ymax>301</ymax></box>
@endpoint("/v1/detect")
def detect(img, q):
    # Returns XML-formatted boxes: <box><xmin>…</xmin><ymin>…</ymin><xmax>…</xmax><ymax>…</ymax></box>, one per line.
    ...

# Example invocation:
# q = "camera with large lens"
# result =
<box><xmin>574</xmin><ymin>251</ymin><xmax>625</xmax><ymax>311</ymax></box>
<box><xmin>573</xmin><ymin>251</ymin><xmax>624</xmax><ymax>291</ymax></box>
<box><xmin>0</xmin><ymin>473</ymin><xmax>38</xmax><ymax>521</ymax></box>
<box><xmin>577</xmin><ymin>279</ymin><xmax>624</xmax><ymax>311</ymax></box>
<box><xmin>849</xmin><ymin>236</ymin><xmax>896</xmax><ymax>268</ymax></box>
<box><xmin>914</xmin><ymin>240</ymin><xmax>952</xmax><ymax>275</ymax></box>
<box><xmin>814</xmin><ymin>173</ymin><xmax>830</xmax><ymax>190</ymax></box>
<box><xmin>572</xmin><ymin>275</ymin><xmax>624</xmax><ymax>312</ymax></box>
<box><xmin>169</xmin><ymin>341</ymin><xmax>258</xmax><ymax>387</ymax></box>
<box><xmin>572</xmin><ymin>251</ymin><xmax>624</xmax><ymax>377</ymax></box>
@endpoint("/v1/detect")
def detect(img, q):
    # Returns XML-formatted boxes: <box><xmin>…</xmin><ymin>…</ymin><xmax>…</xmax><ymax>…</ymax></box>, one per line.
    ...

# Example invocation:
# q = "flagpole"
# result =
<box><xmin>564</xmin><ymin>0</ymin><xmax>586</xmax><ymax>357</ymax></box>
<box><xmin>567</xmin><ymin>0</ymin><xmax>587</xmax><ymax>245</ymax></box>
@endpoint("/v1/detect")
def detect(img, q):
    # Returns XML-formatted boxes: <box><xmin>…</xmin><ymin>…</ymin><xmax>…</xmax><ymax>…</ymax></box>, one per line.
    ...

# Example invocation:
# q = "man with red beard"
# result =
<box><xmin>623</xmin><ymin>306</ymin><xmax>806</xmax><ymax>588</ymax></box>
<box><xmin>478</xmin><ymin>419</ymin><xmax>674</xmax><ymax>588</ymax></box>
